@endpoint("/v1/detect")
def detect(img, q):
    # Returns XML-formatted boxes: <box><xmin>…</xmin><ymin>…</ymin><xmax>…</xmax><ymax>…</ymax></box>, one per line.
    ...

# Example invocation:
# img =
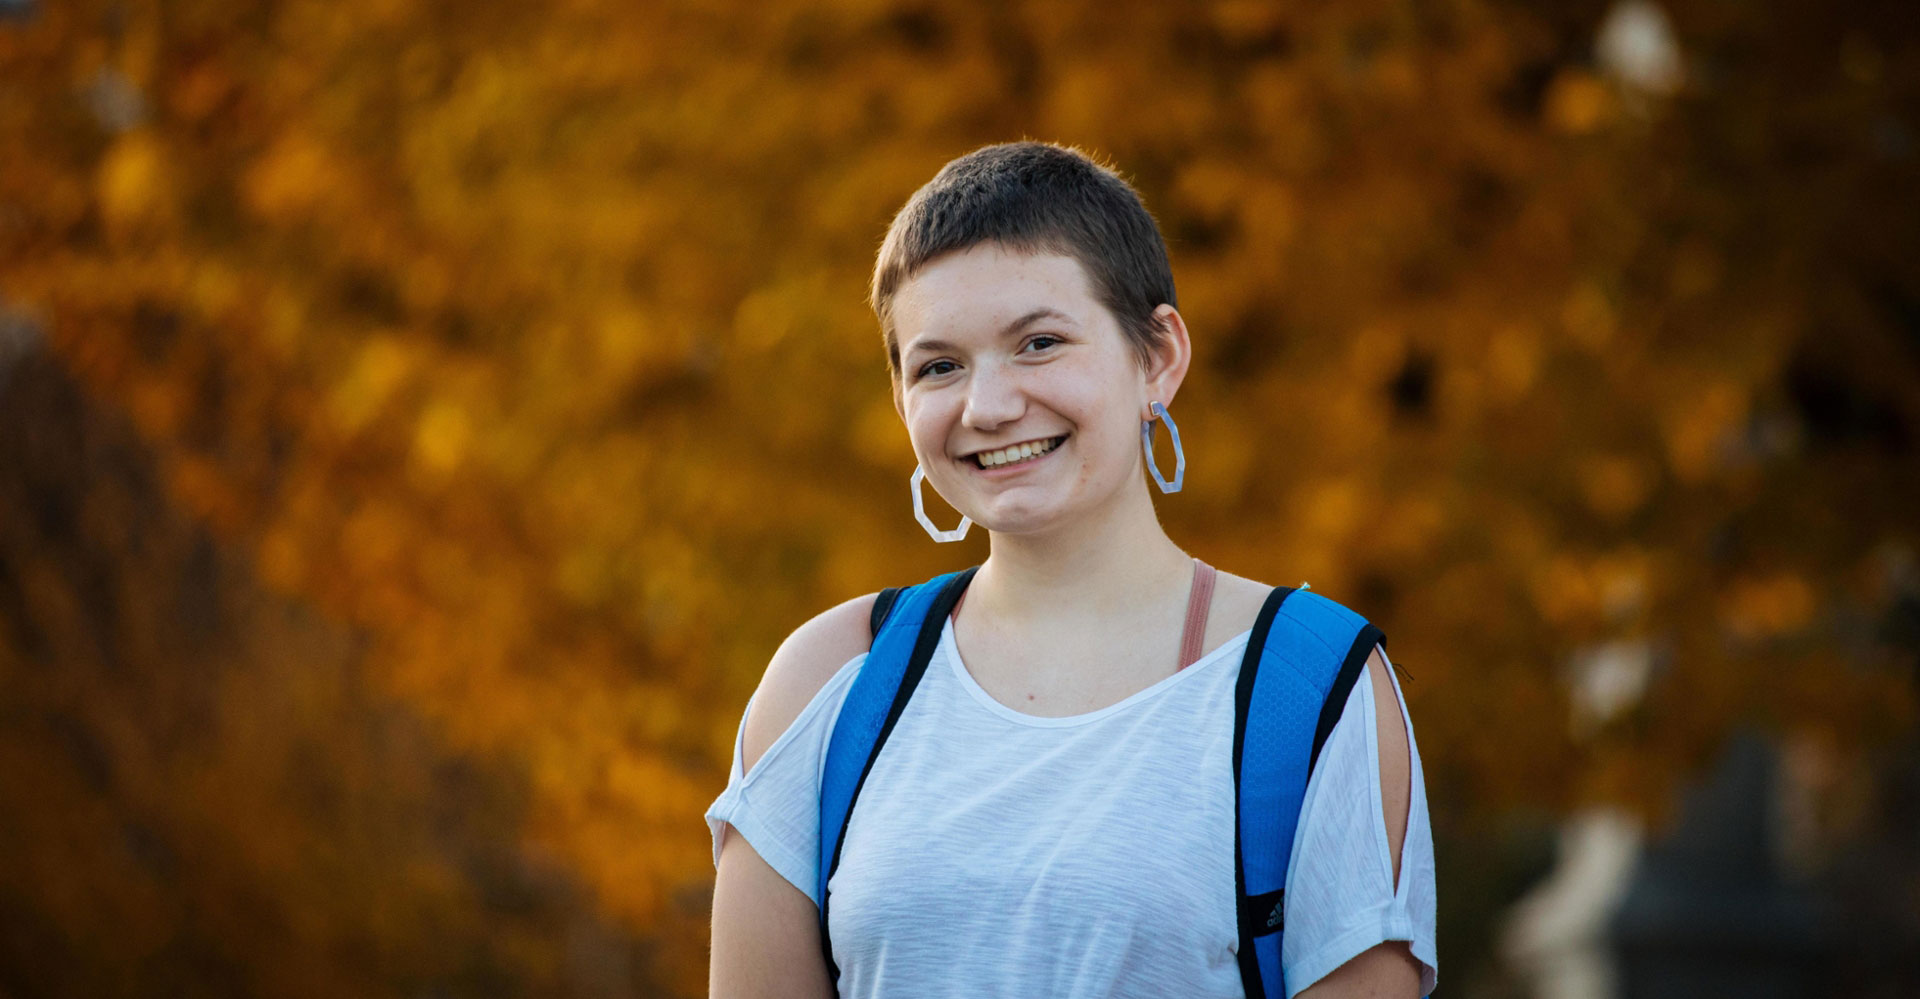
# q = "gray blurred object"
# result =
<box><xmin>1503</xmin><ymin>809</ymin><xmax>1644</xmax><ymax>999</ymax></box>
<box><xmin>1822</xmin><ymin>734</ymin><xmax>1920</xmax><ymax>998</ymax></box>
<box><xmin>0</xmin><ymin>303</ymin><xmax>43</xmax><ymax>399</ymax></box>
<box><xmin>85</xmin><ymin>68</ymin><xmax>147</xmax><ymax>133</ymax></box>
<box><xmin>1609</xmin><ymin>733</ymin><xmax>1828</xmax><ymax>999</ymax></box>
<box><xmin>1596</xmin><ymin>0</ymin><xmax>1684</xmax><ymax>97</ymax></box>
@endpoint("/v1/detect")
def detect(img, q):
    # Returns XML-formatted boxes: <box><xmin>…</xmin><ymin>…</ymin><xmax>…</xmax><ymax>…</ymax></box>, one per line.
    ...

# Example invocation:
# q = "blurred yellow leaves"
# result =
<box><xmin>1531</xmin><ymin>549</ymin><xmax>1655</xmax><ymax>629</ymax></box>
<box><xmin>413</xmin><ymin>398</ymin><xmax>472</xmax><ymax>474</ymax></box>
<box><xmin>1373</xmin><ymin>493</ymin><xmax>1447</xmax><ymax>561</ymax></box>
<box><xmin>243</xmin><ymin>132</ymin><xmax>347</xmax><ymax>222</ymax></box>
<box><xmin>1662</xmin><ymin>380</ymin><xmax>1748</xmax><ymax>482</ymax></box>
<box><xmin>853</xmin><ymin>394</ymin><xmax>913</xmax><ymax>468</ymax></box>
<box><xmin>257</xmin><ymin>522</ymin><xmax>308</xmax><ymax>593</ymax></box>
<box><xmin>595</xmin><ymin>307</ymin><xmax>664</xmax><ymax>380</ymax></box>
<box><xmin>1720</xmin><ymin>572</ymin><xmax>1817</xmax><ymax>641</ymax></box>
<box><xmin>1347</xmin><ymin>323</ymin><xmax>1409</xmax><ymax>383</ymax></box>
<box><xmin>733</xmin><ymin>274</ymin><xmax>829</xmax><ymax>357</ymax></box>
<box><xmin>1545</xmin><ymin>69</ymin><xmax>1616</xmax><ymax>134</ymax></box>
<box><xmin>1561</xmin><ymin>280</ymin><xmax>1617</xmax><ymax>350</ymax></box>
<box><xmin>1175</xmin><ymin>160</ymin><xmax>1257</xmax><ymax>226</ymax></box>
<box><xmin>1576</xmin><ymin>453</ymin><xmax>1654</xmax><ymax>521</ymax></box>
<box><xmin>96</xmin><ymin>131</ymin><xmax>174</xmax><ymax>234</ymax></box>
<box><xmin>341</xmin><ymin>498</ymin><xmax>411</xmax><ymax>580</ymax></box>
<box><xmin>169</xmin><ymin>453</ymin><xmax>250</xmax><ymax>535</ymax></box>
<box><xmin>1208</xmin><ymin>0</ymin><xmax>1287</xmax><ymax>42</ymax></box>
<box><xmin>1485</xmin><ymin>324</ymin><xmax>1542</xmax><ymax>402</ymax></box>
<box><xmin>330</xmin><ymin>337</ymin><xmax>415</xmax><ymax>433</ymax></box>
<box><xmin>1370</xmin><ymin>51</ymin><xmax>1425</xmax><ymax>105</ymax></box>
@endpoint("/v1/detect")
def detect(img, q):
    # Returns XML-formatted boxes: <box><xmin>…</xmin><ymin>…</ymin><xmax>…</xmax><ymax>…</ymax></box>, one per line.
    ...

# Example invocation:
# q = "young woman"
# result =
<box><xmin>707</xmin><ymin>142</ymin><xmax>1437</xmax><ymax>998</ymax></box>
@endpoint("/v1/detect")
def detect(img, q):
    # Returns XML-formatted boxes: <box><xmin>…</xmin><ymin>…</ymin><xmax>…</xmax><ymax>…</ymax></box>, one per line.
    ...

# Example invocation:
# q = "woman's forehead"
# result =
<box><xmin>893</xmin><ymin>246</ymin><xmax>1100</xmax><ymax>348</ymax></box>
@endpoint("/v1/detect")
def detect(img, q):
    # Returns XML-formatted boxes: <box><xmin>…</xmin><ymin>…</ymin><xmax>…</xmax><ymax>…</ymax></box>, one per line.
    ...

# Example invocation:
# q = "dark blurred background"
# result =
<box><xmin>1</xmin><ymin>1</ymin><xmax>1916</xmax><ymax>996</ymax></box>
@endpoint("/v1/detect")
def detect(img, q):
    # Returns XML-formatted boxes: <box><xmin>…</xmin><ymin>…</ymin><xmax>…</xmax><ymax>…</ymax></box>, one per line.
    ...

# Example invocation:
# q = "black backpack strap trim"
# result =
<box><xmin>1308</xmin><ymin>625</ymin><xmax>1387</xmax><ymax>774</ymax></box>
<box><xmin>1232</xmin><ymin>585</ymin><xmax>1296</xmax><ymax>999</ymax></box>
<box><xmin>1239</xmin><ymin>887</ymin><xmax>1289</xmax><ymax>937</ymax></box>
<box><xmin>820</xmin><ymin>565</ymin><xmax>977</xmax><ymax>983</ymax></box>
<box><xmin>869</xmin><ymin>586</ymin><xmax>902</xmax><ymax>638</ymax></box>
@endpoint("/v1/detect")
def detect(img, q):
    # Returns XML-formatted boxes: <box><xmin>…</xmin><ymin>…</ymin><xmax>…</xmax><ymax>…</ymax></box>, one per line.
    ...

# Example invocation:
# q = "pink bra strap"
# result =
<box><xmin>1177</xmin><ymin>559</ymin><xmax>1217</xmax><ymax>671</ymax></box>
<box><xmin>951</xmin><ymin>558</ymin><xmax>1218</xmax><ymax>671</ymax></box>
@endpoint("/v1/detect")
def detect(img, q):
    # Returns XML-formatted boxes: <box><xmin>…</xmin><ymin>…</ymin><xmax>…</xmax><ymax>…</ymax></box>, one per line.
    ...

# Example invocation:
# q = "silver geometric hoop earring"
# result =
<box><xmin>1140</xmin><ymin>400</ymin><xmax>1185</xmax><ymax>494</ymax></box>
<box><xmin>909</xmin><ymin>465</ymin><xmax>972</xmax><ymax>542</ymax></box>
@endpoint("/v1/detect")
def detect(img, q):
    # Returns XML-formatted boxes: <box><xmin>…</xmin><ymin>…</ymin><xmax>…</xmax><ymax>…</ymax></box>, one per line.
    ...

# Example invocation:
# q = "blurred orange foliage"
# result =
<box><xmin>1</xmin><ymin>0</ymin><xmax>1915</xmax><ymax>994</ymax></box>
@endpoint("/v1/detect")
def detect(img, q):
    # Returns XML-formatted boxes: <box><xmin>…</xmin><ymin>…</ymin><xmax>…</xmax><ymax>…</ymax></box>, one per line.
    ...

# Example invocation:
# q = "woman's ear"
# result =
<box><xmin>1143</xmin><ymin>304</ymin><xmax>1192</xmax><ymax>415</ymax></box>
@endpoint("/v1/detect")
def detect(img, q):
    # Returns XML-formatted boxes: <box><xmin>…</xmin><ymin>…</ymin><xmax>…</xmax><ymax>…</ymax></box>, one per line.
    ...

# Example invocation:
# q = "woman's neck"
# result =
<box><xmin>969</xmin><ymin>479</ymin><xmax>1192</xmax><ymax>626</ymax></box>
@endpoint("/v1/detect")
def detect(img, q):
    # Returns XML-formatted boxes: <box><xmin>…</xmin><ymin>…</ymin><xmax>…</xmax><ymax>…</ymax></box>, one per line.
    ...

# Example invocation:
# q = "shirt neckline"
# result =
<box><xmin>939</xmin><ymin>616</ymin><xmax>1252</xmax><ymax>728</ymax></box>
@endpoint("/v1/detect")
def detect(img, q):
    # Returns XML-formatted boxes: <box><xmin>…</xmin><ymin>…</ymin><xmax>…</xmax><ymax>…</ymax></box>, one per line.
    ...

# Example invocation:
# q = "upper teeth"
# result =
<box><xmin>975</xmin><ymin>436</ymin><xmax>1062</xmax><ymax>468</ymax></box>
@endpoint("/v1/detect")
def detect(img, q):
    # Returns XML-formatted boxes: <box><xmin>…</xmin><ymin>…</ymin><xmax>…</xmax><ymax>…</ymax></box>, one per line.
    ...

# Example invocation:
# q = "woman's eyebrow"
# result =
<box><xmin>903</xmin><ymin>308</ymin><xmax>1077</xmax><ymax>358</ymax></box>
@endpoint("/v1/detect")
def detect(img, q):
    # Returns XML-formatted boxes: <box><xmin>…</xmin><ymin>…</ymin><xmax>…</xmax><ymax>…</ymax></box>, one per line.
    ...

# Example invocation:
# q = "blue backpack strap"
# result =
<box><xmin>1234</xmin><ymin>586</ymin><xmax>1387</xmax><ymax>999</ymax></box>
<box><xmin>816</xmin><ymin>566</ymin><xmax>978</xmax><ymax>983</ymax></box>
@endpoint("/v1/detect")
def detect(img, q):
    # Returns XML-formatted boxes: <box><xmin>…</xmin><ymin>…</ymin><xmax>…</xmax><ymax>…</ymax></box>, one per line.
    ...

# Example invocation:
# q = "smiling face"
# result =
<box><xmin>891</xmin><ymin>243</ymin><xmax>1185</xmax><ymax>536</ymax></box>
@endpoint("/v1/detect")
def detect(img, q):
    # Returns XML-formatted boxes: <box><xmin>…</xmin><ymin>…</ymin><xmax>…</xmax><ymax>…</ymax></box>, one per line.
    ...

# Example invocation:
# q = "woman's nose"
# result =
<box><xmin>960</xmin><ymin>365</ymin><xmax>1025</xmax><ymax>431</ymax></box>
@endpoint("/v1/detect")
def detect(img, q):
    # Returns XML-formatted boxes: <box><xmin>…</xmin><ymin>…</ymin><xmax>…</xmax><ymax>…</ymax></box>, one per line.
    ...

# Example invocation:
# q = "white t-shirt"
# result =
<box><xmin>707</xmin><ymin>615</ymin><xmax>1438</xmax><ymax>998</ymax></box>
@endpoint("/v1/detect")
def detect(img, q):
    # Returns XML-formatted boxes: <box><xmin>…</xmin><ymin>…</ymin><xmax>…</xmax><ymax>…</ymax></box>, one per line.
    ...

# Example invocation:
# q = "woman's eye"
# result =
<box><xmin>914</xmin><ymin>339</ymin><xmax>1056</xmax><ymax>379</ymax></box>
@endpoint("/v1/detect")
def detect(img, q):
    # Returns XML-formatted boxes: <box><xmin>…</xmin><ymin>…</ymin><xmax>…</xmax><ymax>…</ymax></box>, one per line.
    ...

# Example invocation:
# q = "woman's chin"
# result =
<box><xmin>970</xmin><ymin>503</ymin><xmax>1072</xmax><ymax>537</ymax></box>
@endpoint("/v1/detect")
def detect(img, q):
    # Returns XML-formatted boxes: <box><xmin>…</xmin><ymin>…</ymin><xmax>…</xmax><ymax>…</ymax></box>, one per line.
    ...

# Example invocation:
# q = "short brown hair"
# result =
<box><xmin>870</xmin><ymin>142</ymin><xmax>1178</xmax><ymax>379</ymax></box>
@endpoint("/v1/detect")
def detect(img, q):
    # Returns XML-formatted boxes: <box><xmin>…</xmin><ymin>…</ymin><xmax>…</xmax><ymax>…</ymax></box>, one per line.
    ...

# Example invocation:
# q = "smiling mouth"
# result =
<box><xmin>968</xmin><ymin>434</ymin><xmax>1069</xmax><ymax>470</ymax></box>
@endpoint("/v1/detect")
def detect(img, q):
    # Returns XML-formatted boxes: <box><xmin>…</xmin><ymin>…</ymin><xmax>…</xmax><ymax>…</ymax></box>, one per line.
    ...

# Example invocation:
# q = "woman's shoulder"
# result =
<box><xmin>1206</xmin><ymin>567</ymin><xmax>1282</xmax><ymax>648</ymax></box>
<box><xmin>1205</xmin><ymin>567</ymin><xmax>1388</xmax><ymax>668</ymax></box>
<box><xmin>1213</xmin><ymin>567</ymin><xmax>1385</xmax><ymax>624</ymax></box>
<box><xmin>740</xmin><ymin>592</ymin><xmax>880</xmax><ymax>774</ymax></box>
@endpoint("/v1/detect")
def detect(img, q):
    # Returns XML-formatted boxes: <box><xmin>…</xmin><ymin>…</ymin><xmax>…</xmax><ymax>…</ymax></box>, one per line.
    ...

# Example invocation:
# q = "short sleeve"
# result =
<box><xmin>1280</xmin><ymin>645</ymin><xmax>1438</xmax><ymax>997</ymax></box>
<box><xmin>705</xmin><ymin>653</ymin><xmax>865</xmax><ymax>907</ymax></box>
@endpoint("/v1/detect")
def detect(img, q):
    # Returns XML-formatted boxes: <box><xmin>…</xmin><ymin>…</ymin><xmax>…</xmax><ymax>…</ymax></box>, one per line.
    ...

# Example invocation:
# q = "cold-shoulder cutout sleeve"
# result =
<box><xmin>1281</xmin><ymin>644</ymin><xmax>1438</xmax><ymax>997</ymax></box>
<box><xmin>706</xmin><ymin>652</ymin><xmax>865</xmax><ymax>907</ymax></box>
